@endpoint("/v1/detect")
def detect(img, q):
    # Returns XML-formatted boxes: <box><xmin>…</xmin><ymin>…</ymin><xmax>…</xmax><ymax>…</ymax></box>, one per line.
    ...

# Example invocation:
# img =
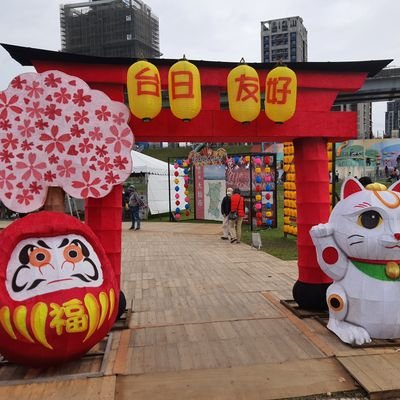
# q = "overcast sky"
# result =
<box><xmin>1</xmin><ymin>0</ymin><xmax>399</xmax><ymax>134</ymax></box>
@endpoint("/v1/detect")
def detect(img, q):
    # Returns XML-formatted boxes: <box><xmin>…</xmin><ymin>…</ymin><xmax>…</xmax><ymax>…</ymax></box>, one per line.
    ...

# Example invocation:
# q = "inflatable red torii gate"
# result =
<box><xmin>2</xmin><ymin>43</ymin><xmax>391</xmax><ymax>310</ymax></box>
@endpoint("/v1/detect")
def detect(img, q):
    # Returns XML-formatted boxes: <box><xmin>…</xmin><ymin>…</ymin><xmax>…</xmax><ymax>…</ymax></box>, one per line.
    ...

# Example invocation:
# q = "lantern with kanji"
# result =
<box><xmin>127</xmin><ymin>60</ymin><xmax>162</xmax><ymax>121</ymax></box>
<box><xmin>168</xmin><ymin>56</ymin><xmax>201</xmax><ymax>121</ymax></box>
<box><xmin>265</xmin><ymin>65</ymin><xmax>297</xmax><ymax>123</ymax></box>
<box><xmin>227</xmin><ymin>60</ymin><xmax>260</xmax><ymax>123</ymax></box>
<box><xmin>0</xmin><ymin>212</ymin><xmax>119</xmax><ymax>367</ymax></box>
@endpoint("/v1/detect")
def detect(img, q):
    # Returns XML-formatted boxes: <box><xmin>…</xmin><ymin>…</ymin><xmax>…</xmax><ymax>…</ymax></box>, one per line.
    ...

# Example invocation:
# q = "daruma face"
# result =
<box><xmin>6</xmin><ymin>234</ymin><xmax>104</xmax><ymax>302</ymax></box>
<box><xmin>0</xmin><ymin>212</ymin><xmax>119</xmax><ymax>367</ymax></box>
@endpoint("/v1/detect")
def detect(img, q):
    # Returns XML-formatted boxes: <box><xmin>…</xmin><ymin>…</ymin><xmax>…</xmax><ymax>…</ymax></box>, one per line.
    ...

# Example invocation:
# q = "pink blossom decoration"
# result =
<box><xmin>0</xmin><ymin>70</ymin><xmax>134</xmax><ymax>212</ymax></box>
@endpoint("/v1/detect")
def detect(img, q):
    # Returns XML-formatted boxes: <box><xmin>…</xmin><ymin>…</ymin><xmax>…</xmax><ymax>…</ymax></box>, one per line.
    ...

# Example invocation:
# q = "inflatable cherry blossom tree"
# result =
<box><xmin>0</xmin><ymin>70</ymin><xmax>133</xmax><ymax>212</ymax></box>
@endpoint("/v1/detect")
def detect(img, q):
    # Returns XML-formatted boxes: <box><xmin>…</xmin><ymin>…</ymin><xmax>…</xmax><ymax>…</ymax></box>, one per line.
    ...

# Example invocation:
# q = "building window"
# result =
<box><xmin>126</xmin><ymin>15</ymin><xmax>131</xmax><ymax>21</ymax></box>
<box><xmin>126</xmin><ymin>34</ymin><xmax>132</xmax><ymax>40</ymax></box>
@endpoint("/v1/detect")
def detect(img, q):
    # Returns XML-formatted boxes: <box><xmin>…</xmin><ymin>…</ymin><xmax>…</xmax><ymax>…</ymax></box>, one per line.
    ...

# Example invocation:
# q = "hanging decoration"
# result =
<box><xmin>283</xmin><ymin>142</ymin><xmax>297</xmax><ymax>236</ymax></box>
<box><xmin>283</xmin><ymin>141</ymin><xmax>334</xmax><ymax>236</ymax></box>
<box><xmin>265</xmin><ymin>65</ymin><xmax>297</xmax><ymax>123</ymax></box>
<box><xmin>127</xmin><ymin>60</ymin><xmax>162</xmax><ymax>121</ymax></box>
<box><xmin>253</xmin><ymin>157</ymin><xmax>263</xmax><ymax>227</ymax></box>
<box><xmin>260</xmin><ymin>155</ymin><xmax>276</xmax><ymax>228</ymax></box>
<box><xmin>227</xmin><ymin>58</ymin><xmax>260</xmax><ymax>124</ymax></box>
<box><xmin>226</xmin><ymin>153</ymin><xmax>276</xmax><ymax>229</ymax></box>
<box><xmin>187</xmin><ymin>147</ymin><xmax>227</xmax><ymax>166</ymax></box>
<box><xmin>168</xmin><ymin>56</ymin><xmax>202</xmax><ymax>121</ymax></box>
<box><xmin>172</xmin><ymin>159</ymin><xmax>191</xmax><ymax>220</ymax></box>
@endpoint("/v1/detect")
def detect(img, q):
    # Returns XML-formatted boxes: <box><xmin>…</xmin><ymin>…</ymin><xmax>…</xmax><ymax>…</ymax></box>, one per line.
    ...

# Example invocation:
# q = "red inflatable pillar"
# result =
<box><xmin>85</xmin><ymin>187</ymin><xmax>122</xmax><ymax>289</ymax></box>
<box><xmin>292</xmin><ymin>137</ymin><xmax>333</xmax><ymax>310</ymax></box>
<box><xmin>84</xmin><ymin>83</ymin><xmax>126</xmax><ymax>315</ymax></box>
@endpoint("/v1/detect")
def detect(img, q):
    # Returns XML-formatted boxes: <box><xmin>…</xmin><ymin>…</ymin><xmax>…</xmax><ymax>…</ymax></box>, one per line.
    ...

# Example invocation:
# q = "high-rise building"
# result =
<box><xmin>60</xmin><ymin>0</ymin><xmax>160</xmax><ymax>58</ymax></box>
<box><xmin>261</xmin><ymin>16</ymin><xmax>308</xmax><ymax>63</ymax></box>
<box><xmin>385</xmin><ymin>100</ymin><xmax>400</xmax><ymax>138</ymax></box>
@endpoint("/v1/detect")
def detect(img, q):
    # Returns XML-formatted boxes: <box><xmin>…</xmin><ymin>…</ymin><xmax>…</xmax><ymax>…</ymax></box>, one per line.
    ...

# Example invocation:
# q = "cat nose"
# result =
<box><xmin>395</xmin><ymin>233</ymin><xmax>400</xmax><ymax>240</ymax></box>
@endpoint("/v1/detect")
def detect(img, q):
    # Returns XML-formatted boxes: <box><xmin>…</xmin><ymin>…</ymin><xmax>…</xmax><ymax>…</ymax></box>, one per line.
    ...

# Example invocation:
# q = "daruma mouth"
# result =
<box><xmin>48</xmin><ymin>278</ymin><xmax>74</xmax><ymax>284</ymax></box>
<box><xmin>0</xmin><ymin>288</ymin><xmax>116</xmax><ymax>350</ymax></box>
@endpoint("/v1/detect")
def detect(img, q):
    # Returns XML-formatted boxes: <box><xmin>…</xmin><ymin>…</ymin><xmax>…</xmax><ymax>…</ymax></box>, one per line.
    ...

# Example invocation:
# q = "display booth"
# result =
<box><xmin>130</xmin><ymin>150</ymin><xmax>186</xmax><ymax>216</ymax></box>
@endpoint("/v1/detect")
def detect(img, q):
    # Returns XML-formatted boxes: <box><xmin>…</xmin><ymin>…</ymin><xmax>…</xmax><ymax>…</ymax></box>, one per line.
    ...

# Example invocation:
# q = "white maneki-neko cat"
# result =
<box><xmin>310</xmin><ymin>177</ymin><xmax>400</xmax><ymax>345</ymax></box>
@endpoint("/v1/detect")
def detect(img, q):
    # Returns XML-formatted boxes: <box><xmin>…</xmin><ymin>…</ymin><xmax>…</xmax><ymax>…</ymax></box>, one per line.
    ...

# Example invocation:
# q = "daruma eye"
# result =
<box><xmin>358</xmin><ymin>210</ymin><xmax>382</xmax><ymax>229</ymax></box>
<box><xmin>63</xmin><ymin>244</ymin><xmax>84</xmax><ymax>263</ymax></box>
<box><xmin>29</xmin><ymin>248</ymin><xmax>51</xmax><ymax>268</ymax></box>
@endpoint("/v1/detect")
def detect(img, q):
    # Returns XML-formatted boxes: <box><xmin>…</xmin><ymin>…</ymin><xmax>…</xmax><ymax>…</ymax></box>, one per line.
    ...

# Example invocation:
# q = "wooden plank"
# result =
<box><xmin>338</xmin><ymin>353</ymin><xmax>400</xmax><ymax>397</ymax></box>
<box><xmin>262</xmin><ymin>291</ymin><xmax>336</xmax><ymax>357</ymax></box>
<box><xmin>116</xmin><ymin>358</ymin><xmax>357</xmax><ymax>400</ymax></box>
<box><xmin>113</xmin><ymin>329</ymin><xmax>131</xmax><ymax>375</ymax></box>
<box><xmin>0</xmin><ymin>375</ymin><xmax>115</xmax><ymax>400</ymax></box>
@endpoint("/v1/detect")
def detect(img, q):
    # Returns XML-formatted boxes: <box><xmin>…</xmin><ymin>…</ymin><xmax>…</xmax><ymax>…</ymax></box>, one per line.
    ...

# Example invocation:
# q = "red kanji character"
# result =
<box><xmin>266</xmin><ymin>77</ymin><xmax>292</xmax><ymax>105</ymax></box>
<box><xmin>235</xmin><ymin>74</ymin><xmax>259</xmax><ymax>102</ymax></box>
<box><xmin>135</xmin><ymin>67</ymin><xmax>160</xmax><ymax>96</ymax></box>
<box><xmin>170</xmin><ymin>71</ymin><xmax>194</xmax><ymax>99</ymax></box>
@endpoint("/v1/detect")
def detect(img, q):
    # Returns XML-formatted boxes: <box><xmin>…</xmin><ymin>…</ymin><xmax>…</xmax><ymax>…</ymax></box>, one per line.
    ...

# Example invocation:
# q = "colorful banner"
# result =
<box><xmin>194</xmin><ymin>165</ymin><xmax>204</xmax><ymax>219</ymax></box>
<box><xmin>336</xmin><ymin>139</ymin><xmax>400</xmax><ymax>180</ymax></box>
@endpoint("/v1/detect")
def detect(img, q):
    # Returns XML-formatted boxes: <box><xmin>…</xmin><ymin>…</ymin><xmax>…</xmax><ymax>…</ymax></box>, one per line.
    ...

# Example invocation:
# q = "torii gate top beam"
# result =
<box><xmin>1</xmin><ymin>43</ymin><xmax>392</xmax><ymax>143</ymax></box>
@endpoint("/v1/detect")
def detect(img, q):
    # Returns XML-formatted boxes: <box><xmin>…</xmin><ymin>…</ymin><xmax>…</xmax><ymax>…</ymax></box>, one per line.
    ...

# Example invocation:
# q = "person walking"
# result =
<box><xmin>127</xmin><ymin>185</ymin><xmax>144</xmax><ymax>230</ymax></box>
<box><xmin>229</xmin><ymin>188</ymin><xmax>245</xmax><ymax>244</ymax></box>
<box><xmin>220</xmin><ymin>187</ymin><xmax>233</xmax><ymax>240</ymax></box>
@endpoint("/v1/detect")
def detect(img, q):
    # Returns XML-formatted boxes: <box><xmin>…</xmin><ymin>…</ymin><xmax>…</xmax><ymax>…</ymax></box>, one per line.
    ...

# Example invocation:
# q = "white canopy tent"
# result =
<box><xmin>131</xmin><ymin>151</ymin><xmax>187</xmax><ymax>215</ymax></box>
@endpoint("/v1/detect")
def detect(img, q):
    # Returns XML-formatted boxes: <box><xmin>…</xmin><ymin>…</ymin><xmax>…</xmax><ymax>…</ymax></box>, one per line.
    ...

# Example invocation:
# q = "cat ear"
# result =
<box><xmin>342</xmin><ymin>177</ymin><xmax>364</xmax><ymax>199</ymax></box>
<box><xmin>389</xmin><ymin>180</ymin><xmax>400</xmax><ymax>193</ymax></box>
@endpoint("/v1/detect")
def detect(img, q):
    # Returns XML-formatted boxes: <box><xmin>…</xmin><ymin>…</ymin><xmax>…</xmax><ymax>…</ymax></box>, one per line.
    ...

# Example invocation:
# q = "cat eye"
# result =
<box><xmin>358</xmin><ymin>210</ymin><xmax>382</xmax><ymax>229</ymax></box>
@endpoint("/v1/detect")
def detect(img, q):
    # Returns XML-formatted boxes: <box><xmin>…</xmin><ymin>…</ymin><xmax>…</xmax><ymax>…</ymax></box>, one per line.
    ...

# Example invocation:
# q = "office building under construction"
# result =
<box><xmin>60</xmin><ymin>0</ymin><xmax>160</xmax><ymax>58</ymax></box>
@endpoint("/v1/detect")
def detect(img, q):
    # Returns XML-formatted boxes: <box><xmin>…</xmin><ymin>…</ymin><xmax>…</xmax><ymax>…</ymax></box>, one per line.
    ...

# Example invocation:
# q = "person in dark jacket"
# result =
<box><xmin>229</xmin><ymin>188</ymin><xmax>246</xmax><ymax>244</ymax></box>
<box><xmin>220</xmin><ymin>187</ymin><xmax>233</xmax><ymax>240</ymax></box>
<box><xmin>127</xmin><ymin>185</ymin><xmax>144</xmax><ymax>230</ymax></box>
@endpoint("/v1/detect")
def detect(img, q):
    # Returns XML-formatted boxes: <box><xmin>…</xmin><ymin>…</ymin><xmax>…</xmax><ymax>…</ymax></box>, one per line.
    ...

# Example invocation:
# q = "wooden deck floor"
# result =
<box><xmin>2</xmin><ymin>221</ymin><xmax>400</xmax><ymax>399</ymax></box>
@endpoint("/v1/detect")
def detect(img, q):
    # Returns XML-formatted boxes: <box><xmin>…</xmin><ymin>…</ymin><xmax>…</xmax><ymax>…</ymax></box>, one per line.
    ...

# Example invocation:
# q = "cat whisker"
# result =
<box><xmin>349</xmin><ymin>241</ymin><xmax>364</xmax><ymax>246</ymax></box>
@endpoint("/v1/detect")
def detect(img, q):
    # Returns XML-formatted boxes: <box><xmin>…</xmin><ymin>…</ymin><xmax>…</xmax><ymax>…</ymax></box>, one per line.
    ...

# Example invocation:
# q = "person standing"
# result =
<box><xmin>220</xmin><ymin>187</ymin><xmax>233</xmax><ymax>240</ymax></box>
<box><xmin>229</xmin><ymin>188</ymin><xmax>245</xmax><ymax>244</ymax></box>
<box><xmin>127</xmin><ymin>185</ymin><xmax>143</xmax><ymax>230</ymax></box>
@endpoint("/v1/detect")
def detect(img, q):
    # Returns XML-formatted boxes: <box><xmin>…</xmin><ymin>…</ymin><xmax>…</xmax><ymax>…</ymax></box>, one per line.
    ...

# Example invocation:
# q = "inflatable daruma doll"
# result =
<box><xmin>0</xmin><ymin>211</ymin><xmax>119</xmax><ymax>366</ymax></box>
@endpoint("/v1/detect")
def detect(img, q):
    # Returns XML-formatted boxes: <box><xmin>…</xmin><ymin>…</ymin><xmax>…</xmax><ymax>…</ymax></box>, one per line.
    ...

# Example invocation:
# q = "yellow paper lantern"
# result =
<box><xmin>265</xmin><ymin>167</ymin><xmax>270</xmax><ymax>173</ymax></box>
<box><xmin>168</xmin><ymin>57</ymin><xmax>201</xmax><ymax>121</ymax></box>
<box><xmin>255</xmin><ymin>194</ymin><xmax>262</xmax><ymax>201</ymax></box>
<box><xmin>265</xmin><ymin>65</ymin><xmax>297</xmax><ymax>123</ymax></box>
<box><xmin>255</xmin><ymin>167</ymin><xmax>261</xmax><ymax>174</ymax></box>
<box><xmin>127</xmin><ymin>60</ymin><xmax>162</xmax><ymax>121</ymax></box>
<box><xmin>174</xmin><ymin>178</ymin><xmax>180</xmax><ymax>184</ymax></box>
<box><xmin>227</xmin><ymin>60</ymin><xmax>260</xmax><ymax>123</ymax></box>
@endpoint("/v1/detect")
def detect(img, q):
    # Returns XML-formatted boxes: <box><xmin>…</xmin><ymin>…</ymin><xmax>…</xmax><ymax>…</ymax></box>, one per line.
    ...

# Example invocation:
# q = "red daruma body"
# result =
<box><xmin>0</xmin><ymin>211</ymin><xmax>119</xmax><ymax>367</ymax></box>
